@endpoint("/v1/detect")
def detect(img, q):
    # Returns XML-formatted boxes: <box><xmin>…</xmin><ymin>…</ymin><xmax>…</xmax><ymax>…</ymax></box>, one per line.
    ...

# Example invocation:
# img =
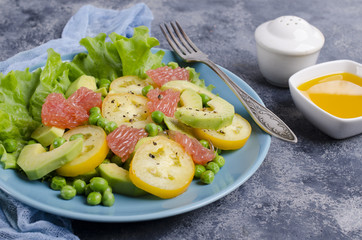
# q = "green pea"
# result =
<box><xmin>142</xmin><ymin>85</ymin><xmax>154</xmax><ymax>97</ymax></box>
<box><xmin>87</xmin><ymin>192</ymin><xmax>102</xmax><ymax>206</ymax></box>
<box><xmin>60</xmin><ymin>185</ymin><xmax>76</xmax><ymax>200</ymax></box>
<box><xmin>102</xmin><ymin>191</ymin><xmax>115</xmax><ymax>207</ymax></box>
<box><xmin>140</xmin><ymin>72</ymin><xmax>148</xmax><ymax>79</ymax></box>
<box><xmin>27</xmin><ymin>140</ymin><xmax>37</xmax><ymax>145</ymax></box>
<box><xmin>72</xmin><ymin>179</ymin><xmax>86</xmax><ymax>195</ymax></box>
<box><xmin>200</xmin><ymin>170</ymin><xmax>215</xmax><ymax>184</ymax></box>
<box><xmin>98</xmin><ymin>79</ymin><xmax>111</xmax><ymax>88</ymax></box>
<box><xmin>104</xmin><ymin>186</ymin><xmax>112</xmax><ymax>193</ymax></box>
<box><xmin>213</xmin><ymin>155</ymin><xmax>225</xmax><ymax>168</ymax></box>
<box><xmin>206</xmin><ymin>162</ymin><xmax>220</xmax><ymax>174</ymax></box>
<box><xmin>167</xmin><ymin>62</ymin><xmax>179</xmax><ymax>69</ymax></box>
<box><xmin>89</xmin><ymin>177</ymin><xmax>109</xmax><ymax>193</ymax></box>
<box><xmin>157</xmin><ymin>125</ymin><xmax>164</xmax><ymax>133</ymax></box>
<box><xmin>199</xmin><ymin>139</ymin><xmax>209</xmax><ymax>149</ymax></box>
<box><xmin>145</xmin><ymin>123</ymin><xmax>158</xmax><ymax>137</ymax></box>
<box><xmin>50</xmin><ymin>176</ymin><xmax>67</xmax><ymax>190</ymax></box>
<box><xmin>89</xmin><ymin>113</ymin><xmax>102</xmax><ymax>125</ymax></box>
<box><xmin>194</xmin><ymin>164</ymin><xmax>206</xmax><ymax>178</ymax></box>
<box><xmin>199</xmin><ymin>93</ymin><xmax>211</xmax><ymax>107</ymax></box>
<box><xmin>97</xmin><ymin>117</ymin><xmax>108</xmax><ymax>129</ymax></box>
<box><xmin>89</xmin><ymin>107</ymin><xmax>101</xmax><ymax>115</ymax></box>
<box><xmin>3</xmin><ymin>139</ymin><xmax>18</xmax><ymax>153</ymax></box>
<box><xmin>99</xmin><ymin>83</ymin><xmax>110</xmax><ymax>90</ymax></box>
<box><xmin>151</xmin><ymin>111</ymin><xmax>165</xmax><ymax>124</ymax></box>
<box><xmin>52</xmin><ymin>137</ymin><xmax>66</xmax><ymax>149</ymax></box>
<box><xmin>105</xmin><ymin>121</ymin><xmax>118</xmax><ymax>134</ymax></box>
<box><xmin>69</xmin><ymin>133</ymin><xmax>84</xmax><ymax>141</ymax></box>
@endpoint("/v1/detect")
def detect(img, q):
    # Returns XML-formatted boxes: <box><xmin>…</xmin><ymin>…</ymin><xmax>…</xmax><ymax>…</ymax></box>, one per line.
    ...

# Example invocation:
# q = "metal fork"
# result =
<box><xmin>160</xmin><ymin>21</ymin><xmax>297</xmax><ymax>143</ymax></box>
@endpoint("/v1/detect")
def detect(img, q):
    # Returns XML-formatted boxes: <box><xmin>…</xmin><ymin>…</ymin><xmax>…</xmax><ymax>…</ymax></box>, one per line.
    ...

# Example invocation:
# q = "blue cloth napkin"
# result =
<box><xmin>0</xmin><ymin>3</ymin><xmax>153</xmax><ymax>74</ymax></box>
<box><xmin>0</xmin><ymin>3</ymin><xmax>153</xmax><ymax>239</ymax></box>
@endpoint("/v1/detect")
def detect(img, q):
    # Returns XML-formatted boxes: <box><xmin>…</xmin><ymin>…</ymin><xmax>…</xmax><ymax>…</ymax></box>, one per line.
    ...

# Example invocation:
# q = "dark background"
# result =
<box><xmin>0</xmin><ymin>0</ymin><xmax>361</xmax><ymax>239</ymax></box>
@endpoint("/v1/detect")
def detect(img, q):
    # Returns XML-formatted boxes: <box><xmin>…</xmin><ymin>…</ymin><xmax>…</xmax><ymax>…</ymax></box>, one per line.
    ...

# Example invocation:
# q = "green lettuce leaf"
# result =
<box><xmin>70</xmin><ymin>33</ymin><xmax>122</xmax><ymax>81</ymax></box>
<box><xmin>0</xmin><ymin>68</ymin><xmax>41</xmax><ymax>141</ymax></box>
<box><xmin>187</xmin><ymin>67</ymin><xmax>215</xmax><ymax>92</ymax></box>
<box><xmin>0</xmin><ymin>144</ymin><xmax>23</xmax><ymax>169</ymax></box>
<box><xmin>109</xmin><ymin>26</ymin><xmax>164</xmax><ymax>78</ymax></box>
<box><xmin>29</xmin><ymin>48</ymin><xmax>71</xmax><ymax>122</ymax></box>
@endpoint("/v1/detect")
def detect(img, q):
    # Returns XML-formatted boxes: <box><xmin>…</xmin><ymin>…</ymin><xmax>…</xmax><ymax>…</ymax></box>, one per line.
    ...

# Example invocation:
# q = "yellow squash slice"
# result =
<box><xmin>56</xmin><ymin>125</ymin><xmax>109</xmax><ymax>177</ymax></box>
<box><xmin>102</xmin><ymin>92</ymin><xmax>152</xmax><ymax>128</ymax></box>
<box><xmin>129</xmin><ymin>136</ymin><xmax>195</xmax><ymax>199</ymax></box>
<box><xmin>109</xmin><ymin>76</ymin><xmax>154</xmax><ymax>95</ymax></box>
<box><xmin>194</xmin><ymin>113</ymin><xmax>252</xmax><ymax>150</ymax></box>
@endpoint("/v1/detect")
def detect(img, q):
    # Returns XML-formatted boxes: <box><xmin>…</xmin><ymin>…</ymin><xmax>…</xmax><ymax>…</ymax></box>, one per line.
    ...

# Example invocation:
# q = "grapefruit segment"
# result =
<box><xmin>168</xmin><ymin>130</ymin><xmax>215</xmax><ymax>165</ymax></box>
<box><xmin>147</xmin><ymin>88</ymin><xmax>180</xmax><ymax>117</ymax></box>
<box><xmin>106</xmin><ymin>125</ymin><xmax>148</xmax><ymax>162</ymax></box>
<box><xmin>41</xmin><ymin>87</ymin><xmax>102</xmax><ymax>129</ymax></box>
<box><xmin>146</xmin><ymin>66</ymin><xmax>189</xmax><ymax>87</ymax></box>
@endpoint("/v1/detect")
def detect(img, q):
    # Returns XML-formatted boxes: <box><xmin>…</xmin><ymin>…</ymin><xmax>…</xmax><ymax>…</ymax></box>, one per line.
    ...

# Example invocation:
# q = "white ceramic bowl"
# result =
<box><xmin>289</xmin><ymin>60</ymin><xmax>362</xmax><ymax>139</ymax></box>
<box><xmin>255</xmin><ymin>16</ymin><xmax>325</xmax><ymax>87</ymax></box>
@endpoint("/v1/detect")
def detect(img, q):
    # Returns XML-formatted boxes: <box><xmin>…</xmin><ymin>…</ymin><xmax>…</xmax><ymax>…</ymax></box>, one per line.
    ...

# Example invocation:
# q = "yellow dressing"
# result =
<box><xmin>298</xmin><ymin>73</ymin><xmax>362</xmax><ymax>119</ymax></box>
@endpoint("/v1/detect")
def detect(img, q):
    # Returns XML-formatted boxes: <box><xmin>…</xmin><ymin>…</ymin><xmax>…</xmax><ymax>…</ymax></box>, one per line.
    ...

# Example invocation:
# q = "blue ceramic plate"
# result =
<box><xmin>0</xmin><ymin>49</ymin><xmax>271</xmax><ymax>222</ymax></box>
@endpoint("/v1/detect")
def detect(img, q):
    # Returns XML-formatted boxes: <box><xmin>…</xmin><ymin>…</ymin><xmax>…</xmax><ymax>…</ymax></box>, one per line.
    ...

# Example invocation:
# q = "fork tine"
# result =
<box><xmin>174</xmin><ymin>21</ymin><xmax>201</xmax><ymax>52</ymax></box>
<box><xmin>170</xmin><ymin>22</ymin><xmax>194</xmax><ymax>54</ymax></box>
<box><xmin>160</xmin><ymin>23</ymin><xmax>187</xmax><ymax>56</ymax></box>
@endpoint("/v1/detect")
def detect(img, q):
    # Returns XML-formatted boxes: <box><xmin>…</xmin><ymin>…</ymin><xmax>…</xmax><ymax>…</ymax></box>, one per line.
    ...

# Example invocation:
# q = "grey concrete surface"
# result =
<box><xmin>0</xmin><ymin>0</ymin><xmax>361</xmax><ymax>239</ymax></box>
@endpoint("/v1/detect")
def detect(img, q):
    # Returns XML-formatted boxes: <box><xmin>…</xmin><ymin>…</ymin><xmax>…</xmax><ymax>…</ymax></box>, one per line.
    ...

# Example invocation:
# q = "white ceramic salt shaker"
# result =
<box><xmin>255</xmin><ymin>16</ymin><xmax>325</xmax><ymax>87</ymax></box>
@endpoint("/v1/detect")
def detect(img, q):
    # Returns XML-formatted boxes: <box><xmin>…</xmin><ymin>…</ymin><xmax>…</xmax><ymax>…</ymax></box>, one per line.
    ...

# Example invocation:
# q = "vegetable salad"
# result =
<box><xmin>0</xmin><ymin>26</ymin><xmax>251</xmax><ymax>206</ymax></box>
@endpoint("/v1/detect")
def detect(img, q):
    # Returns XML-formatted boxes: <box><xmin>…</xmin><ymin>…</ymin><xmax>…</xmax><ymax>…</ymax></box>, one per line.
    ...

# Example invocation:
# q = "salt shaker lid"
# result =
<box><xmin>255</xmin><ymin>16</ymin><xmax>325</xmax><ymax>56</ymax></box>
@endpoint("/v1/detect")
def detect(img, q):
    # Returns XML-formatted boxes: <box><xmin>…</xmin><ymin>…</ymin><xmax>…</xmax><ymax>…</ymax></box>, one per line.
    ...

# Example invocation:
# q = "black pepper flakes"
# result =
<box><xmin>149</xmin><ymin>153</ymin><xmax>155</xmax><ymax>158</ymax></box>
<box><xmin>153</xmin><ymin>141</ymin><xmax>157</xmax><ymax>145</ymax></box>
<box><xmin>158</xmin><ymin>94</ymin><xmax>163</xmax><ymax>100</ymax></box>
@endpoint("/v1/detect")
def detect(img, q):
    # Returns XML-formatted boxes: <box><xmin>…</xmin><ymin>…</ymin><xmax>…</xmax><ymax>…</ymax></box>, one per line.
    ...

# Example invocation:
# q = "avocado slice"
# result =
<box><xmin>162</xmin><ymin>81</ymin><xmax>235</xmax><ymax>130</ymax></box>
<box><xmin>179</xmin><ymin>89</ymin><xmax>202</xmax><ymax>108</ymax></box>
<box><xmin>94</xmin><ymin>87</ymin><xmax>108</xmax><ymax>97</ymax></box>
<box><xmin>31</xmin><ymin>124</ymin><xmax>65</xmax><ymax>147</ymax></box>
<box><xmin>98</xmin><ymin>163</ymin><xmax>147</xmax><ymax>197</ymax></box>
<box><xmin>162</xmin><ymin>80</ymin><xmax>215</xmax><ymax>98</ymax></box>
<box><xmin>65</xmin><ymin>75</ymin><xmax>97</xmax><ymax>98</ymax></box>
<box><xmin>164</xmin><ymin>116</ymin><xmax>194</xmax><ymax>137</ymax></box>
<box><xmin>17</xmin><ymin>138</ymin><xmax>83</xmax><ymax>180</ymax></box>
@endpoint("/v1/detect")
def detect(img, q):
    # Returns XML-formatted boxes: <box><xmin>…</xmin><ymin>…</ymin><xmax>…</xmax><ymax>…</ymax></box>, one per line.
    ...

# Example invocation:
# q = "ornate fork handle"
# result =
<box><xmin>202</xmin><ymin>58</ymin><xmax>298</xmax><ymax>143</ymax></box>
